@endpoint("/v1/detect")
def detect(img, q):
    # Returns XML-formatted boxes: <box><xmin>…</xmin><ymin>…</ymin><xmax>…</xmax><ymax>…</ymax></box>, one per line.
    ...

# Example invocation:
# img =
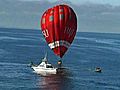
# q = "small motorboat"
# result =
<box><xmin>31</xmin><ymin>54</ymin><xmax>57</xmax><ymax>75</ymax></box>
<box><xmin>95</xmin><ymin>67</ymin><xmax>102</xmax><ymax>73</ymax></box>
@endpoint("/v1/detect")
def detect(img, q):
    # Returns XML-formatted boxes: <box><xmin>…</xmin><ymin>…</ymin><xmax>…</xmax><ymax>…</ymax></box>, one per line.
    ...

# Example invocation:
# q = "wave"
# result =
<box><xmin>0</xmin><ymin>62</ymin><xmax>27</xmax><ymax>66</ymax></box>
<box><xmin>72</xmin><ymin>44</ymin><xmax>120</xmax><ymax>54</ymax></box>
<box><xmin>0</xmin><ymin>62</ymin><xmax>28</xmax><ymax>79</ymax></box>
<box><xmin>16</xmin><ymin>44</ymin><xmax>40</xmax><ymax>48</ymax></box>
<box><xmin>97</xmin><ymin>46</ymin><xmax>120</xmax><ymax>54</ymax></box>
<box><xmin>94</xmin><ymin>39</ymin><xmax>120</xmax><ymax>46</ymax></box>
<box><xmin>87</xmin><ymin>79</ymin><xmax>120</xmax><ymax>90</ymax></box>
<box><xmin>0</xmin><ymin>36</ymin><xmax>43</xmax><ymax>41</ymax></box>
<box><xmin>76</xmin><ymin>36</ymin><xmax>120</xmax><ymax>46</ymax></box>
<box><xmin>0</xmin><ymin>30</ymin><xmax>42</xmax><ymax>36</ymax></box>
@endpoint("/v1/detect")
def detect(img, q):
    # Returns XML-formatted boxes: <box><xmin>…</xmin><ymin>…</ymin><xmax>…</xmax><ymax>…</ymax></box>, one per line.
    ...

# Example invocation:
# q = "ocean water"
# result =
<box><xmin>0</xmin><ymin>28</ymin><xmax>120</xmax><ymax>90</ymax></box>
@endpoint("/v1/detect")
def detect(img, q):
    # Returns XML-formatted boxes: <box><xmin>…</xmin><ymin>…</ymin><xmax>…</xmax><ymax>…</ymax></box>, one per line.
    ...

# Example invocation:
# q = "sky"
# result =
<box><xmin>0</xmin><ymin>0</ymin><xmax>120</xmax><ymax>33</ymax></box>
<box><xmin>20</xmin><ymin>0</ymin><xmax>120</xmax><ymax>6</ymax></box>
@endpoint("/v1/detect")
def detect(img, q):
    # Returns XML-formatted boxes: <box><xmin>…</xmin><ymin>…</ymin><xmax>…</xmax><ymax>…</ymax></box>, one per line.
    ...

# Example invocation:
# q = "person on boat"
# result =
<box><xmin>57</xmin><ymin>60</ymin><xmax>62</xmax><ymax>68</ymax></box>
<box><xmin>45</xmin><ymin>60</ymin><xmax>48</xmax><ymax>64</ymax></box>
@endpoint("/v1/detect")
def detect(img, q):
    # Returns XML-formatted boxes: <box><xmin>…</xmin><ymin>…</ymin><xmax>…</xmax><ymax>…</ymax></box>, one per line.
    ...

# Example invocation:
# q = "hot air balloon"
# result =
<box><xmin>41</xmin><ymin>4</ymin><xmax>77</xmax><ymax>58</ymax></box>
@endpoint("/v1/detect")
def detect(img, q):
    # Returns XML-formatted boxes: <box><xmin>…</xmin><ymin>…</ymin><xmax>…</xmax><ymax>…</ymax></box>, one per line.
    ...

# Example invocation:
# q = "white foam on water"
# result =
<box><xmin>0</xmin><ymin>36</ymin><xmax>37</xmax><ymax>41</ymax></box>
<box><xmin>76</xmin><ymin>36</ymin><xmax>120</xmax><ymax>46</ymax></box>
<box><xmin>0</xmin><ymin>62</ymin><xmax>27</xmax><ymax>66</ymax></box>
<box><xmin>0</xmin><ymin>31</ymin><xmax>41</xmax><ymax>36</ymax></box>
<box><xmin>16</xmin><ymin>44</ymin><xmax>40</xmax><ymax>48</ymax></box>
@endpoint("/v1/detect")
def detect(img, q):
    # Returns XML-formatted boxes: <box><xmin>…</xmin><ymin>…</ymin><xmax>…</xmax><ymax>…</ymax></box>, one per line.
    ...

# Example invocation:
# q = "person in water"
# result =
<box><xmin>57</xmin><ymin>60</ymin><xmax>62</xmax><ymax>68</ymax></box>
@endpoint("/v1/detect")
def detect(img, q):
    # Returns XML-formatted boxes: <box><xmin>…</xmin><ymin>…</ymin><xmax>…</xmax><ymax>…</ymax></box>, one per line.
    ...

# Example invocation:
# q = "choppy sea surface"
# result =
<box><xmin>0</xmin><ymin>28</ymin><xmax>120</xmax><ymax>90</ymax></box>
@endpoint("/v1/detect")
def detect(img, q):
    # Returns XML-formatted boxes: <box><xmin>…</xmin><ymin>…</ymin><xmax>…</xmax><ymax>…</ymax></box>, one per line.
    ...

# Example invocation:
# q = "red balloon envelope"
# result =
<box><xmin>41</xmin><ymin>4</ymin><xmax>77</xmax><ymax>58</ymax></box>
